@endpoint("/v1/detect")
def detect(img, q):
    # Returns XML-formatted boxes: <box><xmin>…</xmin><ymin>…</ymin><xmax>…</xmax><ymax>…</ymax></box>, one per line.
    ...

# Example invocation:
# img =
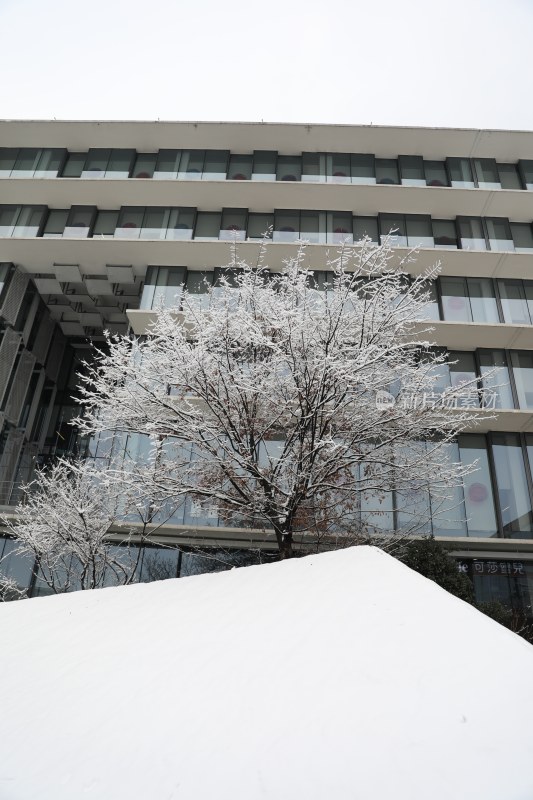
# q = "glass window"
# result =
<box><xmin>518</xmin><ymin>160</ymin><xmax>533</xmax><ymax>190</ymax></box>
<box><xmin>478</xmin><ymin>350</ymin><xmax>514</xmax><ymax>409</ymax></box>
<box><xmin>132</xmin><ymin>153</ymin><xmax>157</xmax><ymax>179</ymax></box>
<box><xmin>406</xmin><ymin>215</ymin><xmax>433</xmax><ymax>248</ymax></box>
<box><xmin>63</xmin><ymin>206</ymin><xmax>95</xmax><ymax>238</ymax></box>
<box><xmin>140</xmin><ymin>266</ymin><xmax>186</xmax><ymax>310</ymax></box>
<box><xmin>353</xmin><ymin>216</ymin><xmax>379</xmax><ymax>243</ymax></box>
<box><xmin>422</xmin><ymin>281</ymin><xmax>440</xmax><ymax>321</ymax></box>
<box><xmin>220</xmin><ymin>209</ymin><xmax>247</xmax><ymax>240</ymax></box>
<box><xmin>430</xmin><ymin>441</ymin><xmax>468</xmax><ymax>537</ymax></box>
<box><xmin>511</xmin><ymin>222</ymin><xmax>533</xmax><ymax>252</ymax></box>
<box><xmin>106</xmin><ymin>149</ymin><xmax>135</xmax><ymax>177</ymax></box>
<box><xmin>447</xmin><ymin>157</ymin><xmax>475</xmax><ymax>188</ymax></box>
<box><xmin>115</xmin><ymin>207</ymin><xmax>145</xmax><ymax>239</ymax></box>
<box><xmin>93</xmin><ymin>210</ymin><xmax>119</xmax><ymax>238</ymax></box>
<box><xmin>166</xmin><ymin>208</ymin><xmax>195</xmax><ymax>240</ymax></box>
<box><xmin>328</xmin><ymin>212</ymin><xmax>353</xmax><ymax>244</ymax></box>
<box><xmin>203</xmin><ymin>150</ymin><xmax>229</xmax><ymax>180</ymax></box>
<box><xmin>273</xmin><ymin>211</ymin><xmax>299</xmax><ymax>242</ymax></box>
<box><xmin>12</xmin><ymin>149</ymin><xmax>41</xmax><ymax>177</ymax></box>
<box><xmin>457</xmin><ymin>217</ymin><xmax>486</xmax><ymax>250</ymax></box>
<box><xmin>81</xmin><ymin>149</ymin><xmax>110</xmax><ymax>178</ymax></box>
<box><xmin>399</xmin><ymin>155</ymin><xmax>425</xmax><ymax>186</ymax></box>
<box><xmin>498</xmin><ymin>163</ymin><xmax>522</xmax><ymax>190</ymax></box>
<box><xmin>302</xmin><ymin>152</ymin><xmax>325</xmax><ymax>183</ymax></box>
<box><xmin>424</xmin><ymin>160</ymin><xmax>448</xmax><ymax>187</ymax></box>
<box><xmin>491</xmin><ymin>433</ymin><xmax>533</xmax><ymax>538</ymax></box>
<box><xmin>375</xmin><ymin>158</ymin><xmax>399</xmax><ymax>185</ymax></box>
<box><xmin>178</xmin><ymin>150</ymin><xmax>205</xmax><ymax>179</ymax></box>
<box><xmin>498</xmin><ymin>280</ymin><xmax>531</xmax><ymax>324</ymax></box>
<box><xmin>42</xmin><ymin>209</ymin><xmax>69</xmax><ymax>238</ymax></box>
<box><xmin>184</xmin><ymin>270</ymin><xmax>214</xmax><ymax>310</ymax></box>
<box><xmin>351</xmin><ymin>154</ymin><xmax>375</xmax><ymax>185</ymax></box>
<box><xmin>252</xmin><ymin>151</ymin><xmax>276</xmax><ymax>181</ymax></box>
<box><xmin>327</xmin><ymin>153</ymin><xmax>350</xmax><ymax>183</ymax></box>
<box><xmin>432</xmin><ymin>219</ymin><xmax>458</xmax><ymax>249</ymax></box>
<box><xmin>0</xmin><ymin>206</ymin><xmax>21</xmax><ymax>236</ymax></box>
<box><xmin>35</xmin><ymin>149</ymin><xmax>64</xmax><ymax>177</ymax></box>
<box><xmin>276</xmin><ymin>156</ymin><xmax>301</xmax><ymax>182</ymax></box>
<box><xmin>458</xmin><ymin>435</ymin><xmax>498</xmax><ymax>537</ymax></box>
<box><xmin>227</xmin><ymin>155</ymin><xmax>252</xmax><ymax>180</ymax></box>
<box><xmin>194</xmin><ymin>212</ymin><xmax>221</xmax><ymax>240</ymax></box>
<box><xmin>12</xmin><ymin>206</ymin><xmax>45</xmax><ymax>237</ymax></box>
<box><xmin>467</xmin><ymin>278</ymin><xmax>499</xmax><ymax>323</ymax></box>
<box><xmin>485</xmin><ymin>217</ymin><xmax>514</xmax><ymax>252</ymax></box>
<box><xmin>140</xmin><ymin>208</ymin><xmax>171</xmax><ymax>240</ymax></box>
<box><xmin>510</xmin><ymin>351</ymin><xmax>533</xmax><ymax>410</ymax></box>
<box><xmin>299</xmin><ymin>211</ymin><xmax>324</xmax><ymax>244</ymax></box>
<box><xmin>473</xmin><ymin>158</ymin><xmax>500</xmax><ymax>189</ymax></box>
<box><xmin>247</xmin><ymin>213</ymin><xmax>274</xmax><ymax>240</ymax></box>
<box><xmin>449</xmin><ymin>351</ymin><xmax>477</xmax><ymax>395</ymax></box>
<box><xmin>61</xmin><ymin>152</ymin><xmax>86</xmax><ymax>178</ymax></box>
<box><xmin>154</xmin><ymin>150</ymin><xmax>181</xmax><ymax>180</ymax></box>
<box><xmin>0</xmin><ymin>148</ymin><xmax>17</xmax><ymax>177</ymax></box>
<box><xmin>379</xmin><ymin>214</ymin><xmax>406</xmax><ymax>246</ymax></box>
<box><xmin>440</xmin><ymin>277</ymin><xmax>471</xmax><ymax>322</ymax></box>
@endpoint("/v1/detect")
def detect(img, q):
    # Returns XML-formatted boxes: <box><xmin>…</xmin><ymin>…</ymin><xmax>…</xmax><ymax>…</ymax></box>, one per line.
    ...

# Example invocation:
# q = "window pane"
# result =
<box><xmin>510</xmin><ymin>351</ymin><xmax>533</xmax><ymax>410</ymax></box>
<box><xmin>203</xmin><ymin>150</ymin><xmax>229</xmax><ymax>180</ymax></box>
<box><xmin>115</xmin><ymin>207</ymin><xmax>144</xmax><ymax>239</ymax></box>
<box><xmin>140</xmin><ymin>208</ymin><xmax>170</xmax><ymax>240</ymax></box>
<box><xmin>166</xmin><ymin>208</ymin><xmax>195</xmax><ymax>240</ymax></box>
<box><xmin>375</xmin><ymin>158</ymin><xmax>399</xmax><ymax>185</ymax></box>
<box><xmin>220</xmin><ymin>209</ymin><xmax>247</xmax><ymax>240</ymax></box>
<box><xmin>276</xmin><ymin>156</ymin><xmax>301</xmax><ymax>182</ymax></box>
<box><xmin>302</xmin><ymin>152</ymin><xmax>325</xmax><ymax>183</ymax></box>
<box><xmin>141</xmin><ymin>266</ymin><xmax>186</xmax><ymax>310</ymax></box>
<box><xmin>227</xmin><ymin>155</ymin><xmax>251</xmax><ymax>180</ymax></box>
<box><xmin>353</xmin><ymin>216</ymin><xmax>378</xmax><ymax>243</ymax></box>
<box><xmin>12</xmin><ymin>149</ymin><xmax>40</xmax><ymax>177</ymax></box>
<box><xmin>194</xmin><ymin>212</ymin><xmax>221</xmax><ymax>239</ymax></box>
<box><xmin>273</xmin><ymin>211</ymin><xmax>299</xmax><ymax>242</ymax></box>
<box><xmin>519</xmin><ymin>159</ymin><xmax>533</xmax><ymax>190</ymax></box>
<box><xmin>132</xmin><ymin>153</ymin><xmax>156</xmax><ymax>179</ymax></box>
<box><xmin>406</xmin><ymin>215</ymin><xmax>433</xmax><ymax>247</ymax></box>
<box><xmin>252</xmin><ymin>151</ymin><xmax>276</xmax><ymax>181</ymax></box>
<box><xmin>458</xmin><ymin>435</ymin><xmax>498</xmax><ymax>537</ymax></box>
<box><xmin>247</xmin><ymin>213</ymin><xmax>274</xmax><ymax>240</ymax></box>
<box><xmin>457</xmin><ymin>217</ymin><xmax>486</xmax><ymax>250</ymax></box>
<box><xmin>327</xmin><ymin>153</ymin><xmax>350</xmax><ymax>183</ymax></box>
<box><xmin>473</xmin><ymin>158</ymin><xmax>500</xmax><ymax>189</ymax></box>
<box><xmin>511</xmin><ymin>222</ymin><xmax>533</xmax><ymax>252</ymax></box>
<box><xmin>154</xmin><ymin>150</ymin><xmax>181</xmax><ymax>179</ymax></box>
<box><xmin>12</xmin><ymin>206</ymin><xmax>45</xmax><ymax>237</ymax></box>
<box><xmin>449</xmin><ymin>351</ymin><xmax>477</xmax><ymax>395</ymax></box>
<box><xmin>35</xmin><ymin>148</ymin><xmax>64</xmax><ymax>177</ymax></box>
<box><xmin>379</xmin><ymin>214</ymin><xmax>406</xmax><ymax>246</ymax></box>
<box><xmin>478</xmin><ymin>350</ymin><xmax>514</xmax><ymax>409</ymax></box>
<box><xmin>424</xmin><ymin>160</ymin><xmax>448</xmax><ymax>187</ymax></box>
<box><xmin>447</xmin><ymin>157</ymin><xmax>474</xmax><ymax>188</ymax></box>
<box><xmin>0</xmin><ymin>206</ymin><xmax>21</xmax><ymax>236</ymax></box>
<box><xmin>351</xmin><ymin>154</ymin><xmax>375</xmax><ymax>185</ymax></box>
<box><xmin>64</xmin><ymin>206</ymin><xmax>95</xmax><ymax>238</ymax></box>
<box><xmin>42</xmin><ymin>209</ymin><xmax>69</xmax><ymax>238</ymax></box>
<box><xmin>432</xmin><ymin>219</ymin><xmax>458</xmax><ymax>249</ymax></box>
<box><xmin>498</xmin><ymin>163</ymin><xmax>522</xmax><ymax>190</ymax></box>
<box><xmin>440</xmin><ymin>277</ymin><xmax>472</xmax><ymax>322</ymax></box>
<box><xmin>485</xmin><ymin>217</ymin><xmax>514</xmax><ymax>252</ymax></box>
<box><xmin>93</xmin><ymin>210</ymin><xmax>119</xmax><ymax>238</ymax></box>
<box><xmin>467</xmin><ymin>278</ymin><xmax>499</xmax><ymax>323</ymax></box>
<box><xmin>399</xmin><ymin>155</ymin><xmax>425</xmax><ymax>186</ymax></box>
<box><xmin>328</xmin><ymin>212</ymin><xmax>352</xmax><ymax>244</ymax></box>
<box><xmin>81</xmin><ymin>149</ymin><xmax>110</xmax><ymax>178</ymax></box>
<box><xmin>0</xmin><ymin>148</ymin><xmax>17</xmax><ymax>177</ymax></box>
<box><xmin>106</xmin><ymin>149</ymin><xmax>135</xmax><ymax>177</ymax></box>
<box><xmin>185</xmin><ymin>271</ymin><xmax>213</xmax><ymax>310</ymax></box>
<box><xmin>491</xmin><ymin>433</ymin><xmax>533</xmax><ymax>537</ymax></box>
<box><xmin>299</xmin><ymin>211</ymin><xmax>323</xmax><ymax>244</ymax></box>
<box><xmin>498</xmin><ymin>280</ymin><xmax>531</xmax><ymax>324</ymax></box>
<box><xmin>178</xmin><ymin>149</ymin><xmax>204</xmax><ymax>179</ymax></box>
<box><xmin>61</xmin><ymin>152</ymin><xmax>86</xmax><ymax>178</ymax></box>
<box><xmin>431</xmin><ymin>441</ymin><xmax>468</xmax><ymax>536</ymax></box>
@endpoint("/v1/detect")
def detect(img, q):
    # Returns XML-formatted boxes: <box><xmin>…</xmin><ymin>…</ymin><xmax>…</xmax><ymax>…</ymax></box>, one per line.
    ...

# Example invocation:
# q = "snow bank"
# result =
<box><xmin>0</xmin><ymin>546</ymin><xmax>531</xmax><ymax>800</ymax></box>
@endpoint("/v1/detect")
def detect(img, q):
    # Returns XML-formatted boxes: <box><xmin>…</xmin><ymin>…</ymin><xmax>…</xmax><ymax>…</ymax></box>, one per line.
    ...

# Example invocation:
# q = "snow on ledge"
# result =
<box><xmin>0</xmin><ymin>546</ymin><xmax>532</xmax><ymax>800</ymax></box>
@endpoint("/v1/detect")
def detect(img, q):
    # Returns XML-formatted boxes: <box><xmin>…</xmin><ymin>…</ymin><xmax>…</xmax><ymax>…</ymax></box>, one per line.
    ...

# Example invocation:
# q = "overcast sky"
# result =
<box><xmin>1</xmin><ymin>0</ymin><xmax>532</xmax><ymax>129</ymax></box>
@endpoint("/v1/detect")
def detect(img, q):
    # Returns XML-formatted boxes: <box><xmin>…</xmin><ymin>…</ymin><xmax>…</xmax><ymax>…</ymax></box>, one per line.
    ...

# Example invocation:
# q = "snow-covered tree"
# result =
<box><xmin>75</xmin><ymin>238</ymin><xmax>491</xmax><ymax>559</ymax></box>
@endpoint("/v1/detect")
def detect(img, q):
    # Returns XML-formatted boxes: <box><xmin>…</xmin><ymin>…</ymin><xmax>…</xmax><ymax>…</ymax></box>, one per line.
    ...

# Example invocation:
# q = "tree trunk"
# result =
<box><xmin>279</xmin><ymin>534</ymin><xmax>293</xmax><ymax>560</ymax></box>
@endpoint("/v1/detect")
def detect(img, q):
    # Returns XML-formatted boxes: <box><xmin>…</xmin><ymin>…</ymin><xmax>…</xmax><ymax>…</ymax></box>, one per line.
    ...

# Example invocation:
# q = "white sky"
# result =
<box><xmin>1</xmin><ymin>0</ymin><xmax>532</xmax><ymax>129</ymax></box>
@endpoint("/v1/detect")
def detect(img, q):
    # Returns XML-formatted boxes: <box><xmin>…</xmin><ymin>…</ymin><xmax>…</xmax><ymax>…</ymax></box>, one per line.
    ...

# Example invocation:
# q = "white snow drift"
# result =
<box><xmin>0</xmin><ymin>546</ymin><xmax>532</xmax><ymax>800</ymax></box>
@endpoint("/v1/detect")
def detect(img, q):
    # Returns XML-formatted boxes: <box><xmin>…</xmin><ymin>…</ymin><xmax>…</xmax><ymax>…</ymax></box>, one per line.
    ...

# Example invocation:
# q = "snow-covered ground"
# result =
<box><xmin>0</xmin><ymin>546</ymin><xmax>532</xmax><ymax>800</ymax></box>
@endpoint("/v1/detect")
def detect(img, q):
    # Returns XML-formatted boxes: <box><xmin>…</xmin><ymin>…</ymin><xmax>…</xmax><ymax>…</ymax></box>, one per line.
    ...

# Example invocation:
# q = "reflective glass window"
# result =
<box><xmin>154</xmin><ymin>149</ymin><xmax>181</xmax><ymax>180</ymax></box>
<box><xmin>185</xmin><ymin>271</ymin><xmax>214</xmax><ymax>310</ymax></box>
<box><xmin>220</xmin><ymin>209</ymin><xmax>247</xmax><ymax>240</ymax></box>
<box><xmin>140</xmin><ymin>266</ymin><xmax>186</xmax><ymax>310</ymax></box>
<box><xmin>518</xmin><ymin>160</ymin><xmax>533</xmax><ymax>190</ymax></box>
<box><xmin>511</xmin><ymin>222</ymin><xmax>533</xmax><ymax>253</ymax></box>
<box><xmin>353</xmin><ymin>216</ymin><xmax>379</xmax><ymax>243</ymax></box>
<box><xmin>422</xmin><ymin>281</ymin><xmax>440</xmax><ymax>321</ymax></box>
<box><xmin>457</xmin><ymin>217</ymin><xmax>486</xmax><ymax>250</ymax></box>
<box><xmin>458</xmin><ymin>435</ymin><xmax>498</xmax><ymax>537</ymax></box>
<box><xmin>467</xmin><ymin>278</ymin><xmax>499</xmax><ymax>323</ymax></box>
<box><xmin>252</xmin><ymin>151</ymin><xmax>276</xmax><ymax>181</ymax></box>
<box><xmin>327</xmin><ymin>153</ymin><xmax>350</xmax><ymax>183</ymax></box>
<box><xmin>399</xmin><ymin>155</ymin><xmax>425</xmax><ymax>186</ymax></box>
<box><xmin>140</xmin><ymin>208</ymin><xmax>171</xmax><ymax>240</ymax></box>
<box><xmin>379</xmin><ymin>214</ymin><xmax>406</xmax><ymax>246</ymax></box>
<box><xmin>491</xmin><ymin>433</ymin><xmax>533</xmax><ymax>537</ymax></box>
<box><xmin>299</xmin><ymin>211</ymin><xmax>325</xmax><ymax>244</ymax></box>
<box><xmin>440</xmin><ymin>277</ymin><xmax>471</xmax><ymax>322</ymax></box>
<box><xmin>449</xmin><ymin>351</ymin><xmax>477</xmax><ymax>395</ymax></box>
<box><xmin>0</xmin><ymin>206</ymin><xmax>21</xmax><ymax>236</ymax></box>
<box><xmin>81</xmin><ymin>149</ymin><xmax>111</xmax><ymax>178</ymax></box>
<box><xmin>64</xmin><ymin>206</ymin><xmax>95</xmax><ymax>238</ymax></box>
<box><xmin>61</xmin><ymin>152</ymin><xmax>86</xmax><ymax>178</ymax></box>
<box><xmin>375</xmin><ymin>158</ymin><xmax>399</xmax><ymax>185</ymax></box>
<box><xmin>406</xmin><ymin>215</ymin><xmax>433</xmax><ymax>248</ymax></box>
<box><xmin>194</xmin><ymin>212</ymin><xmax>221</xmax><ymax>239</ymax></box>
<box><xmin>485</xmin><ymin>217</ymin><xmax>514</xmax><ymax>252</ymax></box>
<box><xmin>473</xmin><ymin>158</ymin><xmax>500</xmax><ymax>189</ymax></box>
<box><xmin>478</xmin><ymin>350</ymin><xmax>514</xmax><ymax>409</ymax></box>
<box><xmin>498</xmin><ymin>162</ymin><xmax>522</xmax><ymax>190</ymax></box>
<box><xmin>167</xmin><ymin>208</ymin><xmax>195</xmax><ymax>240</ymax></box>
<box><xmin>328</xmin><ymin>212</ymin><xmax>353</xmax><ymax>244</ymax></box>
<box><xmin>432</xmin><ymin>219</ymin><xmax>458</xmax><ymax>249</ymax></box>
<box><xmin>302</xmin><ymin>152</ymin><xmax>325</xmax><ymax>183</ymax></box>
<box><xmin>115</xmin><ymin>207</ymin><xmax>145</xmax><ymax>239</ymax></box>
<box><xmin>498</xmin><ymin>280</ymin><xmax>531</xmax><ymax>324</ymax></box>
<box><xmin>12</xmin><ymin>149</ymin><xmax>41</xmax><ymax>177</ymax></box>
<box><xmin>34</xmin><ymin>148</ymin><xmax>64</xmax><ymax>177</ymax></box>
<box><xmin>430</xmin><ymin>441</ymin><xmax>468</xmax><ymax>537</ymax></box>
<box><xmin>139</xmin><ymin>546</ymin><xmax>180</xmax><ymax>582</ymax></box>
<box><xmin>0</xmin><ymin>539</ymin><xmax>34</xmax><ymax>591</ymax></box>
<box><xmin>198</xmin><ymin>150</ymin><xmax>227</xmax><ymax>180</ymax></box>
<box><xmin>276</xmin><ymin>156</ymin><xmax>301</xmax><ymax>182</ymax></box>
<box><xmin>132</xmin><ymin>153</ymin><xmax>156</xmax><ymax>179</ymax></box>
<box><xmin>447</xmin><ymin>157</ymin><xmax>475</xmax><ymax>188</ymax></box>
<box><xmin>274</xmin><ymin>211</ymin><xmax>299</xmax><ymax>242</ymax></box>
<box><xmin>351</xmin><ymin>154</ymin><xmax>375</xmax><ymax>185</ymax></box>
<box><xmin>106</xmin><ymin>149</ymin><xmax>135</xmax><ymax>177</ymax></box>
<box><xmin>12</xmin><ymin>206</ymin><xmax>45</xmax><ymax>237</ymax></box>
<box><xmin>178</xmin><ymin>150</ymin><xmax>205</xmax><ymax>179</ymax></box>
<box><xmin>42</xmin><ymin>209</ymin><xmax>69</xmax><ymax>238</ymax></box>
<box><xmin>227</xmin><ymin>155</ymin><xmax>251</xmax><ymax>180</ymax></box>
<box><xmin>424</xmin><ymin>160</ymin><xmax>448</xmax><ymax>187</ymax></box>
<box><xmin>510</xmin><ymin>351</ymin><xmax>533</xmax><ymax>409</ymax></box>
<box><xmin>0</xmin><ymin>148</ymin><xmax>17</xmax><ymax>177</ymax></box>
<box><xmin>93</xmin><ymin>210</ymin><xmax>119</xmax><ymax>238</ymax></box>
<box><xmin>247</xmin><ymin>213</ymin><xmax>274</xmax><ymax>240</ymax></box>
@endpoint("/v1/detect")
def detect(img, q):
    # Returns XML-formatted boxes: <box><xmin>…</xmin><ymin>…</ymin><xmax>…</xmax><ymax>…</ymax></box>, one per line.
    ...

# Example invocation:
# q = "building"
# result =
<box><xmin>1</xmin><ymin>120</ymin><xmax>533</xmax><ymax>611</ymax></box>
